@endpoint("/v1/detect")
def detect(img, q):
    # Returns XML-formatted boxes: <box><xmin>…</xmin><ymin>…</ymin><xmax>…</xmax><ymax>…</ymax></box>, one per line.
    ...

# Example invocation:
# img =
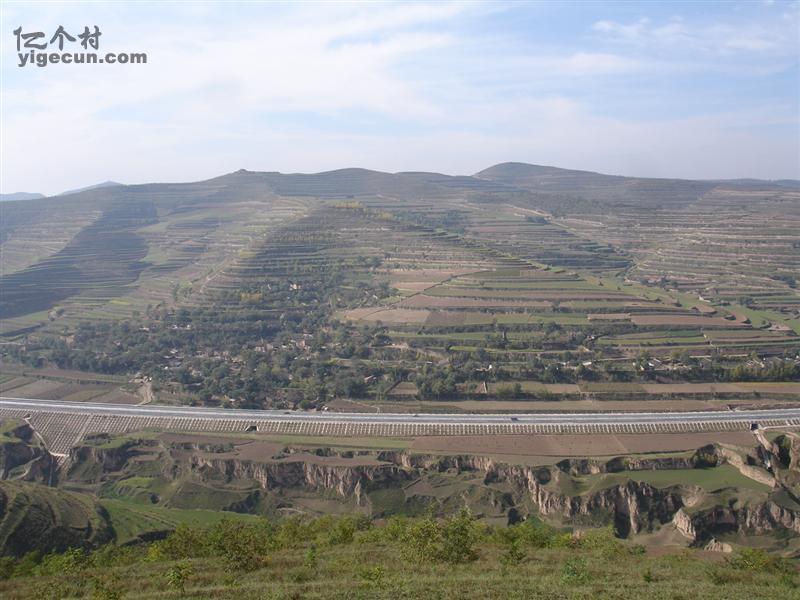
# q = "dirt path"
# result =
<box><xmin>137</xmin><ymin>380</ymin><xmax>155</xmax><ymax>405</ymax></box>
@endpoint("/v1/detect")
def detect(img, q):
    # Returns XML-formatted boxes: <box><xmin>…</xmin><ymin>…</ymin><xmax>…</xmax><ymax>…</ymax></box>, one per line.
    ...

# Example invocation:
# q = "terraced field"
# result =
<box><xmin>1</xmin><ymin>164</ymin><xmax>798</xmax><ymax>412</ymax></box>
<box><xmin>551</xmin><ymin>189</ymin><xmax>800</xmax><ymax>328</ymax></box>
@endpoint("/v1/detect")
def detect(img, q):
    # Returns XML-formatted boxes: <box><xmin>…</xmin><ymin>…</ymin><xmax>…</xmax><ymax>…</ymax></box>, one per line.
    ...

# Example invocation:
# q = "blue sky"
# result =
<box><xmin>1</xmin><ymin>1</ymin><xmax>798</xmax><ymax>195</ymax></box>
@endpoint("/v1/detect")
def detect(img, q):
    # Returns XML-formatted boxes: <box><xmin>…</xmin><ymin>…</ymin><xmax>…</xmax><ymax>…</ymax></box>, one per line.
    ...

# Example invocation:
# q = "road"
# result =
<box><xmin>2</xmin><ymin>396</ymin><xmax>799</xmax><ymax>426</ymax></box>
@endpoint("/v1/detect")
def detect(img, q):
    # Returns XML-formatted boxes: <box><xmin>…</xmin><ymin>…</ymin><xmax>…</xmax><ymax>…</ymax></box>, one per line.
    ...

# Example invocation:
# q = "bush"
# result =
<box><xmin>166</xmin><ymin>561</ymin><xmax>194</xmax><ymax>594</ymax></box>
<box><xmin>440</xmin><ymin>508</ymin><xmax>481</xmax><ymax>563</ymax></box>
<box><xmin>207</xmin><ymin>520</ymin><xmax>272</xmax><ymax>572</ymax></box>
<box><xmin>327</xmin><ymin>514</ymin><xmax>371</xmax><ymax>546</ymax></box>
<box><xmin>383</xmin><ymin>516</ymin><xmax>410</xmax><ymax>541</ymax></box>
<box><xmin>401</xmin><ymin>508</ymin><xmax>481</xmax><ymax>564</ymax></box>
<box><xmin>727</xmin><ymin>547</ymin><xmax>793</xmax><ymax>575</ymax></box>
<box><xmin>577</xmin><ymin>526</ymin><xmax>624</xmax><ymax>557</ymax></box>
<box><xmin>304</xmin><ymin>544</ymin><xmax>318</xmax><ymax>572</ymax></box>
<box><xmin>402</xmin><ymin>517</ymin><xmax>441</xmax><ymax>563</ymax></box>
<box><xmin>0</xmin><ymin>557</ymin><xmax>14</xmax><ymax>580</ymax></box>
<box><xmin>516</xmin><ymin>518</ymin><xmax>558</xmax><ymax>548</ymax></box>
<box><xmin>276</xmin><ymin>515</ymin><xmax>314</xmax><ymax>548</ymax></box>
<box><xmin>359</xmin><ymin>565</ymin><xmax>386</xmax><ymax>588</ymax></box>
<box><xmin>561</xmin><ymin>558</ymin><xmax>589</xmax><ymax>585</ymax></box>
<box><xmin>500</xmin><ymin>537</ymin><xmax>526</xmax><ymax>567</ymax></box>
<box><xmin>36</xmin><ymin>547</ymin><xmax>86</xmax><ymax>576</ymax></box>
<box><xmin>156</xmin><ymin>524</ymin><xmax>210</xmax><ymax>560</ymax></box>
<box><xmin>89</xmin><ymin>572</ymin><xmax>124</xmax><ymax>600</ymax></box>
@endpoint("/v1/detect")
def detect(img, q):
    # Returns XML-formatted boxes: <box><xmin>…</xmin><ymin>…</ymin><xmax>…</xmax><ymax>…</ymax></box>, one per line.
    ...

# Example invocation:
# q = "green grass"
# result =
<box><xmin>574</xmin><ymin>465</ymin><xmax>772</xmax><ymax>495</ymax></box>
<box><xmin>1</xmin><ymin>515</ymin><xmax>796</xmax><ymax>599</ymax></box>
<box><xmin>100</xmin><ymin>499</ymin><xmax>259</xmax><ymax>544</ymax></box>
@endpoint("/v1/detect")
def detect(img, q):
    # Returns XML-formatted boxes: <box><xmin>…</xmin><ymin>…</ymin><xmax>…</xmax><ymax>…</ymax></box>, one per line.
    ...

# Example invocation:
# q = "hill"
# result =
<box><xmin>0</xmin><ymin>481</ymin><xmax>112</xmax><ymax>557</ymax></box>
<box><xmin>475</xmin><ymin>162</ymin><xmax>719</xmax><ymax>208</ymax></box>
<box><xmin>58</xmin><ymin>180</ymin><xmax>123</xmax><ymax>197</ymax></box>
<box><xmin>0</xmin><ymin>503</ymin><xmax>796</xmax><ymax>599</ymax></box>
<box><xmin>0</xmin><ymin>192</ymin><xmax>44</xmax><ymax>201</ymax></box>
<box><xmin>0</xmin><ymin>161</ymin><xmax>798</xmax><ymax>414</ymax></box>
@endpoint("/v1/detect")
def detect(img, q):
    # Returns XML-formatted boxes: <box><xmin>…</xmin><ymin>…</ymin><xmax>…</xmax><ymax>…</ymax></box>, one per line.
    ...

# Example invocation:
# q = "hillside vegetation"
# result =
<box><xmin>1</xmin><ymin>164</ymin><xmax>798</xmax><ymax>414</ymax></box>
<box><xmin>0</xmin><ymin>509</ymin><xmax>796</xmax><ymax>599</ymax></box>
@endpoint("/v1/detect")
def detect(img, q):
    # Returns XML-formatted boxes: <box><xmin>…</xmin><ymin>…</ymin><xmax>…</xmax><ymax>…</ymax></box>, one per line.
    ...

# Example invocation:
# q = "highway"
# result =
<box><xmin>2</xmin><ymin>396</ymin><xmax>800</xmax><ymax>426</ymax></box>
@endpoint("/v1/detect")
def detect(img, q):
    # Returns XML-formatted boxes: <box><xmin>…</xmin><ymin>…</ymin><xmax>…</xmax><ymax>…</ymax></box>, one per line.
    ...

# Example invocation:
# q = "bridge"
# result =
<box><xmin>2</xmin><ymin>397</ymin><xmax>799</xmax><ymax>456</ymax></box>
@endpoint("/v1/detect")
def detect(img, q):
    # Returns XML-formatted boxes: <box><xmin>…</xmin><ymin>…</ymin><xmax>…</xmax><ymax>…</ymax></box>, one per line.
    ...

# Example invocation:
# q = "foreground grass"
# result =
<box><xmin>0</xmin><ymin>514</ymin><xmax>796</xmax><ymax>599</ymax></box>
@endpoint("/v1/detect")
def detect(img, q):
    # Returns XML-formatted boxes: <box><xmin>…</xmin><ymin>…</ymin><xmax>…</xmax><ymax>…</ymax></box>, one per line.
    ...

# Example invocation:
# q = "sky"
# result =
<box><xmin>1</xmin><ymin>1</ymin><xmax>798</xmax><ymax>195</ymax></box>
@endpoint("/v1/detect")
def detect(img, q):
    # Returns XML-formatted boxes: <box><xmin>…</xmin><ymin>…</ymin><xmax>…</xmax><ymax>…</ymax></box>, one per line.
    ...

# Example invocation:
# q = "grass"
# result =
<box><xmin>100</xmin><ymin>499</ymin><xmax>259</xmax><ymax>544</ymax></box>
<box><xmin>1</xmin><ymin>516</ymin><xmax>796</xmax><ymax>599</ymax></box>
<box><xmin>257</xmin><ymin>434</ymin><xmax>413</xmax><ymax>451</ymax></box>
<box><xmin>574</xmin><ymin>465</ymin><xmax>772</xmax><ymax>495</ymax></box>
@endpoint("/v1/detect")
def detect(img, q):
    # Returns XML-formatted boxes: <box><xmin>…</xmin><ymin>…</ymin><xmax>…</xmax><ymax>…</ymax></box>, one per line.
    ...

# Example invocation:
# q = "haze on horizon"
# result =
<box><xmin>1</xmin><ymin>0</ymin><xmax>798</xmax><ymax>196</ymax></box>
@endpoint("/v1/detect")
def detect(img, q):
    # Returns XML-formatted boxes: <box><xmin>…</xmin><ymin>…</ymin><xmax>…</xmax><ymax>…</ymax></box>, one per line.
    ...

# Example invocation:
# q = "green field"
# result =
<box><xmin>575</xmin><ymin>465</ymin><xmax>772</xmax><ymax>496</ymax></box>
<box><xmin>100</xmin><ymin>499</ymin><xmax>260</xmax><ymax>544</ymax></box>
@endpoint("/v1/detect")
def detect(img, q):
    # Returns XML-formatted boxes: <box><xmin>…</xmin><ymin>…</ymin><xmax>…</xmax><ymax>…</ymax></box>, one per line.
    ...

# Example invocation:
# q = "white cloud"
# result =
<box><xmin>0</xmin><ymin>2</ymin><xmax>797</xmax><ymax>194</ymax></box>
<box><xmin>591</xmin><ymin>15</ymin><xmax>794</xmax><ymax>55</ymax></box>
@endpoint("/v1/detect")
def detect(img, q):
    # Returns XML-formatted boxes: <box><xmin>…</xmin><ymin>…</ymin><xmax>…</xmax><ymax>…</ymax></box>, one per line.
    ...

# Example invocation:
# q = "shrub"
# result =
<box><xmin>166</xmin><ymin>561</ymin><xmax>194</xmax><ymax>595</ymax></box>
<box><xmin>12</xmin><ymin>551</ymin><xmax>41</xmax><ymax>578</ymax></box>
<box><xmin>383</xmin><ymin>516</ymin><xmax>410</xmax><ymax>542</ymax></box>
<box><xmin>500</xmin><ymin>537</ymin><xmax>526</xmax><ymax>567</ymax></box>
<box><xmin>37</xmin><ymin>547</ymin><xmax>86</xmax><ymax>576</ymax></box>
<box><xmin>401</xmin><ymin>508</ymin><xmax>482</xmax><ymax>564</ymax></box>
<box><xmin>359</xmin><ymin>565</ymin><xmax>386</xmax><ymax>588</ymax></box>
<box><xmin>726</xmin><ymin>547</ymin><xmax>792</xmax><ymax>574</ymax></box>
<box><xmin>561</xmin><ymin>558</ymin><xmax>589</xmax><ymax>585</ymax></box>
<box><xmin>439</xmin><ymin>508</ymin><xmax>481</xmax><ymax>563</ymax></box>
<box><xmin>516</xmin><ymin>519</ymin><xmax>558</xmax><ymax>548</ymax></box>
<box><xmin>304</xmin><ymin>544</ymin><xmax>319</xmax><ymax>571</ymax></box>
<box><xmin>327</xmin><ymin>514</ymin><xmax>371</xmax><ymax>546</ymax></box>
<box><xmin>207</xmin><ymin>520</ymin><xmax>271</xmax><ymax>572</ymax></box>
<box><xmin>0</xmin><ymin>557</ymin><xmax>14</xmax><ymax>580</ymax></box>
<box><xmin>276</xmin><ymin>515</ymin><xmax>314</xmax><ymax>548</ymax></box>
<box><xmin>578</xmin><ymin>526</ymin><xmax>624</xmax><ymax>557</ymax></box>
<box><xmin>402</xmin><ymin>516</ymin><xmax>441</xmax><ymax>563</ymax></box>
<box><xmin>89</xmin><ymin>572</ymin><xmax>124</xmax><ymax>600</ymax></box>
<box><xmin>157</xmin><ymin>524</ymin><xmax>210</xmax><ymax>560</ymax></box>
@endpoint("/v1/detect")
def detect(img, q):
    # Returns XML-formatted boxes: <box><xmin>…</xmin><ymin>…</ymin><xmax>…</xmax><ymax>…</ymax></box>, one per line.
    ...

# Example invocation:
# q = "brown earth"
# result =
<box><xmin>411</xmin><ymin>432</ymin><xmax>758</xmax><ymax>458</ymax></box>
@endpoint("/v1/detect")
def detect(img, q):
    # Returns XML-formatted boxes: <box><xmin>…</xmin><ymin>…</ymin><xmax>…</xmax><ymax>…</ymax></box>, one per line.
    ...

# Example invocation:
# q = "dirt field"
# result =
<box><xmin>631</xmin><ymin>315</ymin><xmax>743</xmax><ymax>327</ymax></box>
<box><xmin>343</xmin><ymin>307</ymin><xmax>431</xmax><ymax>324</ymax></box>
<box><xmin>0</xmin><ymin>362</ymin><xmax>126</xmax><ymax>383</ymax></box>
<box><xmin>411</xmin><ymin>431</ymin><xmax>757</xmax><ymax>458</ymax></box>
<box><xmin>392</xmin><ymin>281</ymin><xmax>438</xmax><ymax>292</ymax></box>
<box><xmin>642</xmin><ymin>383</ymin><xmax>748</xmax><ymax>394</ymax></box>
<box><xmin>424</xmin><ymin>311</ymin><xmax>466</xmax><ymax>326</ymax></box>
<box><xmin>588</xmin><ymin>313</ymin><xmax>631</xmax><ymax>321</ymax></box>
<box><xmin>401</xmin><ymin>295</ymin><xmax>551</xmax><ymax>309</ymax></box>
<box><xmin>90</xmin><ymin>390</ymin><xmax>142</xmax><ymax>404</ymax></box>
<box><xmin>3</xmin><ymin>379</ymin><xmax>63</xmax><ymax>398</ymax></box>
<box><xmin>0</xmin><ymin>377</ymin><xmax>33</xmax><ymax>393</ymax></box>
<box><xmin>371</xmin><ymin>396</ymin><xmax>797</xmax><ymax>413</ymax></box>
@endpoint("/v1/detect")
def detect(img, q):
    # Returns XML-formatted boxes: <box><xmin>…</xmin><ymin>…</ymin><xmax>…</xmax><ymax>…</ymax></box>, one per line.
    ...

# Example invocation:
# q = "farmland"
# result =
<box><xmin>0</xmin><ymin>164</ymin><xmax>798</xmax><ymax>413</ymax></box>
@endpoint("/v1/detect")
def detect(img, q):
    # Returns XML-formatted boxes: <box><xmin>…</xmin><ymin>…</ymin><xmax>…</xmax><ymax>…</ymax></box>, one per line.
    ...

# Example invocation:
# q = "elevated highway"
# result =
<box><xmin>1</xmin><ymin>397</ymin><xmax>799</xmax><ymax>456</ymax></box>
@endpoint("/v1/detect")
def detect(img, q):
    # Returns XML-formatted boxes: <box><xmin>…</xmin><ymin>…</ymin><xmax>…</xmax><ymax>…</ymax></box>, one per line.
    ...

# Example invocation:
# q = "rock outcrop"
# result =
<box><xmin>52</xmin><ymin>437</ymin><xmax>800</xmax><ymax>545</ymax></box>
<box><xmin>66</xmin><ymin>438</ymin><xmax>142</xmax><ymax>478</ymax></box>
<box><xmin>0</xmin><ymin>423</ymin><xmax>57</xmax><ymax>484</ymax></box>
<box><xmin>187</xmin><ymin>455</ymin><xmax>413</xmax><ymax>505</ymax></box>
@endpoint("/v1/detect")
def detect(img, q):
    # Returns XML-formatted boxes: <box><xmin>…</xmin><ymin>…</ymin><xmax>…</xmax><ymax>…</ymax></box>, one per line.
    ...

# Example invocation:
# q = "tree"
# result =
<box><xmin>440</xmin><ymin>508</ymin><xmax>481</xmax><ymax>564</ymax></box>
<box><xmin>166</xmin><ymin>561</ymin><xmax>194</xmax><ymax>595</ymax></box>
